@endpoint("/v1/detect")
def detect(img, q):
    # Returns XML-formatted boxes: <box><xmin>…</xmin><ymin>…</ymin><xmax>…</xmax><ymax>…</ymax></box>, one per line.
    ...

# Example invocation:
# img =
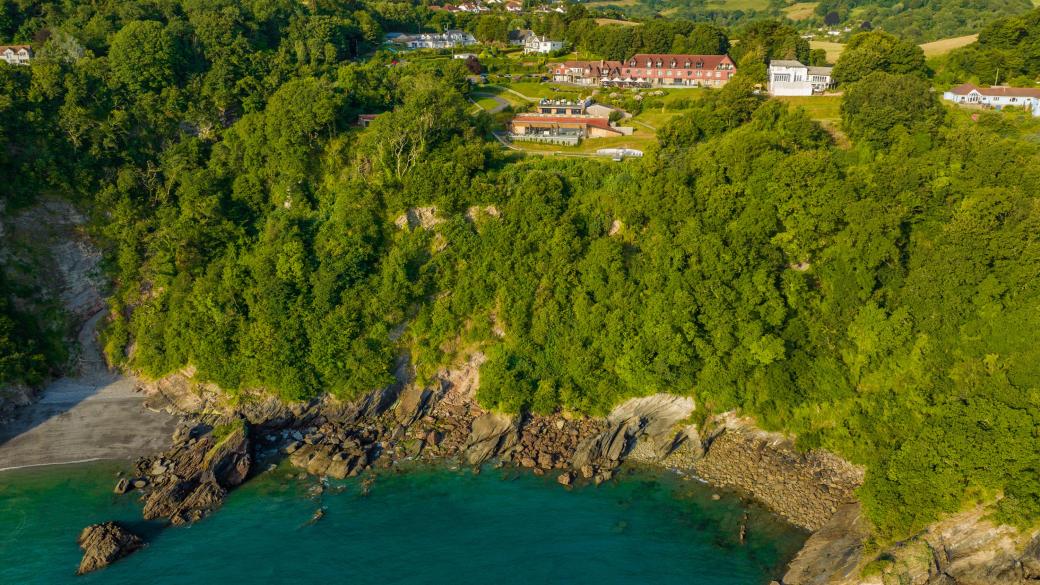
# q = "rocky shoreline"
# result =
<box><xmin>72</xmin><ymin>353</ymin><xmax>1040</xmax><ymax>583</ymax></box>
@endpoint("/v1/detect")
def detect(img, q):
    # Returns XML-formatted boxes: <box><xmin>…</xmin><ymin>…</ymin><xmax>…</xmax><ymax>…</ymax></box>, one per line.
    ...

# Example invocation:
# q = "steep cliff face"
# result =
<box><xmin>0</xmin><ymin>197</ymin><xmax>106</xmax><ymax>419</ymax></box>
<box><xmin>784</xmin><ymin>504</ymin><xmax>1040</xmax><ymax>585</ymax></box>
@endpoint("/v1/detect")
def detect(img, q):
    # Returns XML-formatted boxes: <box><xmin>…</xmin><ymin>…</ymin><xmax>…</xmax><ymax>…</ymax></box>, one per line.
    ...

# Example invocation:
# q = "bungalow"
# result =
<box><xmin>943</xmin><ymin>83</ymin><xmax>1040</xmax><ymax>117</ymax></box>
<box><xmin>551</xmin><ymin>60</ymin><xmax>624</xmax><ymax>86</ymax></box>
<box><xmin>0</xmin><ymin>44</ymin><xmax>32</xmax><ymax>66</ymax></box>
<box><xmin>524</xmin><ymin>35</ymin><xmax>564</xmax><ymax>55</ymax></box>
<box><xmin>617</xmin><ymin>54</ymin><xmax>737</xmax><ymax>88</ymax></box>
<box><xmin>505</xmin><ymin>1</ymin><xmax>523</xmax><ymax>12</ymax></box>
<box><xmin>537</xmin><ymin>97</ymin><xmax>593</xmax><ymax>115</ymax></box>
<box><xmin>509</xmin><ymin>114</ymin><xmax>627</xmax><ymax>145</ymax></box>
<box><xmin>768</xmin><ymin>60</ymin><xmax>834</xmax><ymax>96</ymax></box>
<box><xmin>396</xmin><ymin>30</ymin><xmax>477</xmax><ymax>49</ymax></box>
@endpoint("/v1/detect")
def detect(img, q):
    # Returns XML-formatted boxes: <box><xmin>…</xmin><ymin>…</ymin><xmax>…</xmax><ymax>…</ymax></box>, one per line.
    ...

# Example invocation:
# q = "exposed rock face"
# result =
<box><xmin>395</xmin><ymin>207</ymin><xmax>442</xmax><ymax>230</ymax></box>
<box><xmin>573</xmin><ymin>394</ymin><xmax>696</xmax><ymax>473</ymax></box>
<box><xmin>783</xmin><ymin>503</ymin><xmax>869</xmax><ymax>585</ymax></box>
<box><xmin>137</xmin><ymin>419</ymin><xmax>251</xmax><ymax>525</ymax></box>
<box><xmin>463</xmin><ymin>412</ymin><xmax>518</xmax><ymax>465</ymax></box>
<box><xmin>76</xmin><ymin>522</ymin><xmax>143</xmax><ymax>575</ymax></box>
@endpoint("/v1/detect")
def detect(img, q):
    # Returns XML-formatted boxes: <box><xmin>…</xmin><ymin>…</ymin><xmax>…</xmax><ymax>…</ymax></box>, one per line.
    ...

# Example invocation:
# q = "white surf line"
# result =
<box><xmin>0</xmin><ymin>457</ymin><xmax>112</xmax><ymax>473</ymax></box>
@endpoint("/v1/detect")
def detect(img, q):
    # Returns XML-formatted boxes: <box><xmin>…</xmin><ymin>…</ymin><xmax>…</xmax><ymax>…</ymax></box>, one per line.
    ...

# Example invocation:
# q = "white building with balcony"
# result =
<box><xmin>768</xmin><ymin>60</ymin><xmax>834</xmax><ymax>96</ymax></box>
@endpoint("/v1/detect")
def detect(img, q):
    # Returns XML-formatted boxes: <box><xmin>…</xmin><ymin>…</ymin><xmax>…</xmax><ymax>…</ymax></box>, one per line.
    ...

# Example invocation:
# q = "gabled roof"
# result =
<box><xmin>948</xmin><ymin>82</ymin><xmax>1040</xmax><ymax>98</ymax></box>
<box><xmin>552</xmin><ymin>60</ymin><xmax>623</xmax><ymax>76</ymax></box>
<box><xmin>626</xmin><ymin>54</ymin><xmax>734</xmax><ymax>69</ymax></box>
<box><xmin>808</xmin><ymin>66</ymin><xmax>833</xmax><ymax>76</ymax></box>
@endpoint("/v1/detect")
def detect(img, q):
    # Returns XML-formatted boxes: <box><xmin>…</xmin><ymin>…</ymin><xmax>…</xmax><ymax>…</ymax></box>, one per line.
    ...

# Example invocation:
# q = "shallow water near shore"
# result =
<box><xmin>1</xmin><ymin>461</ymin><xmax>807</xmax><ymax>584</ymax></box>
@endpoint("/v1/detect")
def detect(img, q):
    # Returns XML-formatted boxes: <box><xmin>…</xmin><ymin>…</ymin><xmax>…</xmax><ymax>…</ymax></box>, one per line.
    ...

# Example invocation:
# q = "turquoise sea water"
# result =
<box><xmin>0</xmin><ymin>462</ymin><xmax>807</xmax><ymax>584</ymax></box>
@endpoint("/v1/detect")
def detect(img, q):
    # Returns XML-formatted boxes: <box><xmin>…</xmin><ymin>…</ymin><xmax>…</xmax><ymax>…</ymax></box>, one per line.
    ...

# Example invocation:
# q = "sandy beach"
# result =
<box><xmin>0</xmin><ymin>311</ymin><xmax>178</xmax><ymax>472</ymax></box>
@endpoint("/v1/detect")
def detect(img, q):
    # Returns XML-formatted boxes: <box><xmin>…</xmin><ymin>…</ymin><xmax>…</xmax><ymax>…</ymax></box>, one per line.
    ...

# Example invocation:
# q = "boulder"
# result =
<box><xmin>395</xmin><ymin>385</ymin><xmax>432</xmax><ymax>426</ymax></box>
<box><xmin>462</xmin><ymin>412</ymin><xmax>517</xmax><ymax>465</ymax></box>
<box><xmin>557</xmin><ymin>472</ymin><xmax>573</xmax><ymax>487</ymax></box>
<box><xmin>76</xmin><ymin>522</ymin><xmax>144</xmax><ymax>575</ymax></box>
<box><xmin>113</xmin><ymin>478</ymin><xmax>131</xmax><ymax>495</ymax></box>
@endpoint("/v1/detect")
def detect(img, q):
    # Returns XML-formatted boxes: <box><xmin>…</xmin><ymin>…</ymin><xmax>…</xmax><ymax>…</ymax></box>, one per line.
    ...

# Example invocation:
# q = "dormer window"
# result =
<box><xmin>684</xmin><ymin>60</ymin><xmax>691</xmax><ymax>68</ymax></box>
<box><xmin>655</xmin><ymin>59</ymin><xmax>662</xmax><ymax>67</ymax></box>
<box><xmin>695</xmin><ymin>60</ymin><xmax>703</xmax><ymax>69</ymax></box>
<box><xmin>670</xmin><ymin>59</ymin><xmax>676</xmax><ymax>67</ymax></box>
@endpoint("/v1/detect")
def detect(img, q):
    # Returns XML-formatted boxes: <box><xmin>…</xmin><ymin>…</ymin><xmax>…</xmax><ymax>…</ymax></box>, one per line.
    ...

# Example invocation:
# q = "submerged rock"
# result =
<box><xmin>76</xmin><ymin>522</ymin><xmax>143</xmax><ymax>575</ymax></box>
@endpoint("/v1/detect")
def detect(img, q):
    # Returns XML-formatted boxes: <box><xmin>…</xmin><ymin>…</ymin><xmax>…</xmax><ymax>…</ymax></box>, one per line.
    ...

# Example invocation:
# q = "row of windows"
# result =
<box><xmin>623</xmin><ymin>69</ymin><xmax>727</xmax><ymax>78</ymax></box>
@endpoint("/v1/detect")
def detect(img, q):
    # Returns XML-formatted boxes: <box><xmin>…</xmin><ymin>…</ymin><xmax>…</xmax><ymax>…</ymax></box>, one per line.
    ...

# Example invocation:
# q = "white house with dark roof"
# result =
<box><xmin>768</xmin><ymin>60</ymin><xmax>834</xmax><ymax>96</ymax></box>
<box><xmin>944</xmin><ymin>83</ymin><xmax>1040</xmax><ymax>117</ymax></box>
<box><xmin>524</xmin><ymin>35</ymin><xmax>564</xmax><ymax>55</ymax></box>
<box><xmin>0</xmin><ymin>44</ymin><xmax>32</xmax><ymax>66</ymax></box>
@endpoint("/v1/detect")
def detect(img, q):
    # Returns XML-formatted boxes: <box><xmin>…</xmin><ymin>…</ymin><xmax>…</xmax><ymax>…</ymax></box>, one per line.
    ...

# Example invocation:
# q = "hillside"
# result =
<box><xmin>2</xmin><ymin>0</ymin><xmax>1040</xmax><ymax>554</ymax></box>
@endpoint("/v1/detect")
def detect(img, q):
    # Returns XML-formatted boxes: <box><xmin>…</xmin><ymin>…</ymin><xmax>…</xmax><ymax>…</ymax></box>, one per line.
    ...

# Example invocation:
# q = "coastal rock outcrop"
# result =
<box><xmin>782</xmin><ymin>503</ymin><xmax>869</xmax><ymax>585</ymax></box>
<box><xmin>76</xmin><ymin>522</ymin><xmax>143</xmax><ymax>575</ymax></box>
<box><xmin>572</xmin><ymin>394</ymin><xmax>696</xmax><ymax>473</ymax></box>
<box><xmin>789</xmin><ymin>505</ymin><xmax>1040</xmax><ymax>585</ymax></box>
<box><xmin>463</xmin><ymin>412</ymin><xmax>518</xmax><ymax>465</ymax></box>
<box><xmin>137</xmin><ymin>418</ymin><xmax>251</xmax><ymax>525</ymax></box>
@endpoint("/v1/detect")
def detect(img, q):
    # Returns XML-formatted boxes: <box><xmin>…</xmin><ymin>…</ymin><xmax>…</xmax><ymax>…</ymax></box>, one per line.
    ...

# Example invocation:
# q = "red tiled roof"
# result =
<box><xmin>625</xmin><ymin>53</ymin><xmax>733</xmax><ymax>69</ymax></box>
<box><xmin>948</xmin><ymin>83</ymin><xmax>1040</xmax><ymax>98</ymax></box>
<box><xmin>552</xmin><ymin>60</ymin><xmax>623</xmax><ymax>76</ymax></box>
<box><xmin>0</xmin><ymin>44</ymin><xmax>31</xmax><ymax>50</ymax></box>
<box><xmin>511</xmin><ymin>114</ymin><xmax>622</xmax><ymax>133</ymax></box>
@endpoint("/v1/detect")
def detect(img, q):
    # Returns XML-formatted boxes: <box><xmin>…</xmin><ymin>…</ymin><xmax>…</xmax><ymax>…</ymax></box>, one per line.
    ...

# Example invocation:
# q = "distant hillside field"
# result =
<box><xmin>920</xmin><ymin>34</ymin><xmax>978</xmax><ymax>58</ymax></box>
<box><xmin>810</xmin><ymin>40</ymin><xmax>845</xmax><ymax>62</ymax></box>
<box><xmin>784</xmin><ymin>2</ymin><xmax>818</xmax><ymax>20</ymax></box>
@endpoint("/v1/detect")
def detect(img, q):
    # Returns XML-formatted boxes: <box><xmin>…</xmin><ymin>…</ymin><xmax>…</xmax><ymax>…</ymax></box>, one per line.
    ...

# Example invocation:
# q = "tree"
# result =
<box><xmin>108</xmin><ymin>20</ymin><xmax>177</xmax><ymax>93</ymax></box>
<box><xmin>832</xmin><ymin>30</ymin><xmax>928</xmax><ymax>85</ymax></box>
<box><xmin>686</xmin><ymin>23</ymin><xmax>730</xmax><ymax>55</ymax></box>
<box><xmin>841</xmin><ymin>71</ymin><xmax>944</xmax><ymax>147</ymax></box>
<box><xmin>824</xmin><ymin>11</ymin><xmax>841</xmax><ymax>26</ymax></box>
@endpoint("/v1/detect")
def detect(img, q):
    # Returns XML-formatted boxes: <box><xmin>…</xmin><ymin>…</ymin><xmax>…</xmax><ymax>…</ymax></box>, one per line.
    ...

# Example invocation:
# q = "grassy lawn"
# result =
<box><xmin>499</xmin><ymin>81</ymin><xmax>586</xmax><ymax>100</ymax></box>
<box><xmin>919</xmin><ymin>35</ymin><xmax>978</xmax><ymax>58</ymax></box>
<box><xmin>476</xmin><ymin>85</ymin><xmax>533</xmax><ymax>108</ymax></box>
<box><xmin>784</xmin><ymin>2</ymin><xmax>818</xmax><ymax>20</ymax></box>
<box><xmin>706</xmin><ymin>0</ymin><xmax>771</xmax><ymax>10</ymax></box>
<box><xmin>630</xmin><ymin>110</ymin><xmax>686</xmax><ymax>131</ymax></box>
<box><xmin>773</xmin><ymin>95</ymin><xmax>843</xmax><ymax>122</ymax></box>
<box><xmin>596</xmin><ymin>18</ymin><xmax>640</xmax><ymax>26</ymax></box>
<box><xmin>472</xmin><ymin>96</ymin><xmax>503</xmax><ymax>111</ymax></box>
<box><xmin>811</xmin><ymin>40</ymin><xmax>845</xmax><ymax>63</ymax></box>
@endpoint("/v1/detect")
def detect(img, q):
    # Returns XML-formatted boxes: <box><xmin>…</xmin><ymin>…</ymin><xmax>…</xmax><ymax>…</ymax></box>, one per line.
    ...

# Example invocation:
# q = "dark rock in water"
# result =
<box><xmin>557</xmin><ymin>471</ymin><xmax>573</xmax><ymax>487</ymax></box>
<box><xmin>76</xmin><ymin>522</ymin><xmax>143</xmax><ymax>575</ymax></box>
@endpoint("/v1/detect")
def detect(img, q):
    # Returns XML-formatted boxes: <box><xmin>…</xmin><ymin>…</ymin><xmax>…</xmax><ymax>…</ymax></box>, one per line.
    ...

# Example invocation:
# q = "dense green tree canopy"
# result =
<box><xmin>832</xmin><ymin>30</ymin><xmax>927</xmax><ymax>85</ymax></box>
<box><xmin>841</xmin><ymin>71</ymin><xmax>944</xmax><ymax>147</ymax></box>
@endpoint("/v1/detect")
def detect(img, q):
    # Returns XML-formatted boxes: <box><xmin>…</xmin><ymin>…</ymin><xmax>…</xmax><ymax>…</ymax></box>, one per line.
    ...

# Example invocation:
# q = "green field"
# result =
<box><xmin>773</xmin><ymin>95</ymin><xmax>843</xmax><ymax>122</ymax></box>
